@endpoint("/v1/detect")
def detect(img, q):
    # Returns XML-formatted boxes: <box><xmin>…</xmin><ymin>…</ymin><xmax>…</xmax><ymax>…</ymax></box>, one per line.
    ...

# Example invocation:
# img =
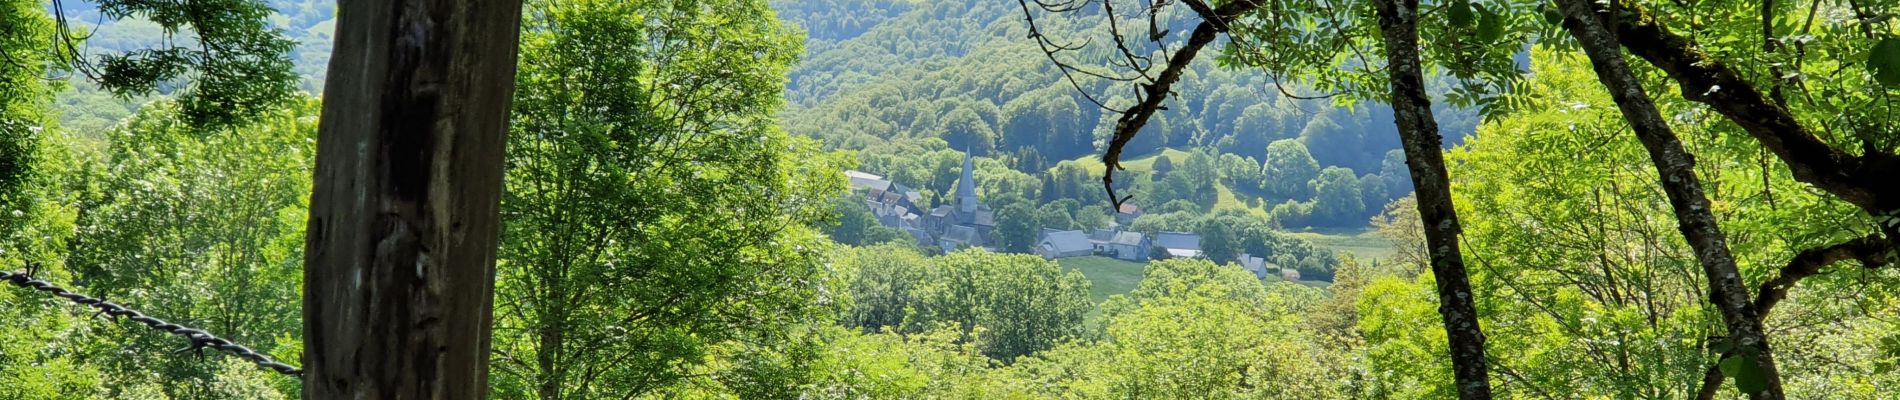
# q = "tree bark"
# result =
<box><xmin>302</xmin><ymin>0</ymin><xmax>523</xmax><ymax>398</ymax></box>
<box><xmin>1370</xmin><ymin>0</ymin><xmax>1493</xmax><ymax>398</ymax></box>
<box><xmin>1556</xmin><ymin>0</ymin><xmax>1784</xmax><ymax>398</ymax></box>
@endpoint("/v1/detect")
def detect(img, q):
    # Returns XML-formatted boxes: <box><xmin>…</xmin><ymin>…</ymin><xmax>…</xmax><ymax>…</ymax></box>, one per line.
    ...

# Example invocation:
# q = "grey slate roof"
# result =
<box><xmin>972</xmin><ymin>209</ymin><xmax>995</xmax><ymax>227</ymax></box>
<box><xmin>943</xmin><ymin>225</ymin><xmax>981</xmax><ymax>244</ymax></box>
<box><xmin>955</xmin><ymin>150</ymin><xmax>978</xmax><ymax>203</ymax></box>
<box><xmin>1155</xmin><ymin>231</ymin><xmax>1201</xmax><ymax>250</ymax></box>
<box><xmin>1109</xmin><ymin>231</ymin><xmax>1147</xmax><ymax>246</ymax></box>
<box><xmin>1039</xmin><ymin>230</ymin><xmax>1093</xmax><ymax>254</ymax></box>
<box><xmin>846</xmin><ymin>170</ymin><xmax>892</xmax><ymax>192</ymax></box>
<box><xmin>1238</xmin><ymin>254</ymin><xmax>1266</xmax><ymax>276</ymax></box>
<box><xmin>904</xmin><ymin>227</ymin><xmax>933</xmax><ymax>244</ymax></box>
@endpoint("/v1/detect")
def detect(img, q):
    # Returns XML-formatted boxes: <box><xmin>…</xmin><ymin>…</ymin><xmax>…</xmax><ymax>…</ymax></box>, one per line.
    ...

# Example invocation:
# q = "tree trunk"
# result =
<box><xmin>1556</xmin><ymin>0</ymin><xmax>1785</xmax><ymax>398</ymax></box>
<box><xmin>1369</xmin><ymin>0</ymin><xmax>1493</xmax><ymax>398</ymax></box>
<box><xmin>302</xmin><ymin>0</ymin><xmax>523</xmax><ymax>398</ymax></box>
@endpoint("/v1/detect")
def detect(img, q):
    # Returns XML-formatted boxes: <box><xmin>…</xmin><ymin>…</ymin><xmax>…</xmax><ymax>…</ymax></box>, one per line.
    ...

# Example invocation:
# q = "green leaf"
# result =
<box><xmin>1450</xmin><ymin>0</ymin><xmax>1475</xmax><ymax>28</ymax></box>
<box><xmin>1725</xmin><ymin>353</ymin><xmax>1770</xmax><ymax>394</ymax></box>
<box><xmin>1717</xmin><ymin>355</ymin><xmax>1743</xmax><ymax>376</ymax></box>
<box><xmin>1477</xmin><ymin>5</ymin><xmax>1505</xmax><ymax>42</ymax></box>
<box><xmin>1870</xmin><ymin>38</ymin><xmax>1900</xmax><ymax>87</ymax></box>
<box><xmin>1540</xmin><ymin>4</ymin><xmax>1563</xmax><ymax>26</ymax></box>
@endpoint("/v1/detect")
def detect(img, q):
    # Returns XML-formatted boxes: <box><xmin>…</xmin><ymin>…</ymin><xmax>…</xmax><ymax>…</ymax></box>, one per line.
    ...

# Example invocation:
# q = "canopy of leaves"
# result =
<box><xmin>487</xmin><ymin>0</ymin><xmax>841</xmax><ymax>397</ymax></box>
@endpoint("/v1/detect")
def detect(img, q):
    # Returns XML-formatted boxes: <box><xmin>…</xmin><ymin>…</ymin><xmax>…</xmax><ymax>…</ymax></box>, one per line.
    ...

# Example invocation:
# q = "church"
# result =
<box><xmin>844</xmin><ymin>149</ymin><xmax>996</xmax><ymax>252</ymax></box>
<box><xmin>922</xmin><ymin>150</ymin><xmax>994</xmax><ymax>252</ymax></box>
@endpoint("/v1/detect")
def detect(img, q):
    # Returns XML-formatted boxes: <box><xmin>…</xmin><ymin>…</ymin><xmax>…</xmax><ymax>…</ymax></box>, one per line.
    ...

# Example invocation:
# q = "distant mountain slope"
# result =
<box><xmin>770</xmin><ymin>0</ymin><xmax>1475</xmax><ymax>175</ymax></box>
<box><xmin>50</xmin><ymin>0</ymin><xmax>336</xmax><ymax>92</ymax></box>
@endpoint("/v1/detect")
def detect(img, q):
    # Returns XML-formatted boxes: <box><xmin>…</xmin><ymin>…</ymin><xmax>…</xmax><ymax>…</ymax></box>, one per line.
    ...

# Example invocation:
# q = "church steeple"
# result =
<box><xmin>956</xmin><ymin>148</ymin><xmax>978</xmax><ymax>213</ymax></box>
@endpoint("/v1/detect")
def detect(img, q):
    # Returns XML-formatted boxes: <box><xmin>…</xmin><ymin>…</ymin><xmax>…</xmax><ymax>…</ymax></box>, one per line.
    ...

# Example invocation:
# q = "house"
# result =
<box><xmin>845</xmin><ymin>170</ymin><xmax>892</xmax><ymax>193</ymax></box>
<box><xmin>904</xmin><ymin>227</ymin><xmax>934</xmax><ymax>246</ymax></box>
<box><xmin>938</xmin><ymin>225</ymin><xmax>984</xmax><ymax>253</ymax></box>
<box><xmin>1237</xmin><ymin>253</ymin><xmax>1268</xmax><ymax>279</ymax></box>
<box><xmin>1034</xmin><ymin>229</ymin><xmax>1094</xmax><ymax>259</ymax></box>
<box><xmin>1103</xmin><ymin>231</ymin><xmax>1150</xmax><ymax>261</ymax></box>
<box><xmin>1114</xmin><ymin>203</ymin><xmax>1144</xmax><ymax>225</ymax></box>
<box><xmin>1088</xmin><ymin>229</ymin><xmax>1117</xmax><ymax>246</ymax></box>
<box><xmin>1155</xmin><ymin>231</ymin><xmax>1202</xmax><ymax>259</ymax></box>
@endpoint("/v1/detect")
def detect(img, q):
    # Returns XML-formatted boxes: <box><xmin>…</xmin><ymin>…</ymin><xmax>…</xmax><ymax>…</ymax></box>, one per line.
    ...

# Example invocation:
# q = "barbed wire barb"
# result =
<box><xmin>0</xmin><ymin>270</ymin><xmax>303</xmax><ymax>378</ymax></box>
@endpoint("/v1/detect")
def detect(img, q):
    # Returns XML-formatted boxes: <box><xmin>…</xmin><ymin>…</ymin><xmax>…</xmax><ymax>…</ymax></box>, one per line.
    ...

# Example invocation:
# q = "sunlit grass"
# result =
<box><xmin>1286</xmin><ymin>227</ymin><xmax>1396</xmax><ymax>262</ymax></box>
<box><xmin>1057</xmin><ymin>256</ymin><xmax>1148</xmax><ymax>304</ymax></box>
<box><xmin>1057</xmin><ymin>147</ymin><xmax>1264</xmax><ymax>216</ymax></box>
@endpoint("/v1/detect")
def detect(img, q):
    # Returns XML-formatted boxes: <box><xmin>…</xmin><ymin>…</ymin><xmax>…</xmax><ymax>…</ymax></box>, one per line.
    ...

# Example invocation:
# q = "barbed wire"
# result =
<box><xmin>0</xmin><ymin>270</ymin><xmax>303</xmax><ymax>378</ymax></box>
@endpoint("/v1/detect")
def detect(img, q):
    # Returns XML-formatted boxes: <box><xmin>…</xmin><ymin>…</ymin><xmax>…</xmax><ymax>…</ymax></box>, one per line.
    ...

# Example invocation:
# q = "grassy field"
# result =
<box><xmin>1286</xmin><ymin>227</ymin><xmax>1397</xmax><ymax>262</ymax></box>
<box><xmin>1057</xmin><ymin>256</ymin><xmax>1148</xmax><ymax>304</ymax></box>
<box><xmin>1061</xmin><ymin>148</ymin><xmax>1195</xmax><ymax>176</ymax></box>
<box><xmin>1058</xmin><ymin>256</ymin><xmax>1341</xmax><ymax>305</ymax></box>
<box><xmin>1053</xmin><ymin>147</ymin><xmax>1398</xmax><ymax>269</ymax></box>
<box><xmin>1056</xmin><ymin>148</ymin><xmax>1268</xmax><ymax>217</ymax></box>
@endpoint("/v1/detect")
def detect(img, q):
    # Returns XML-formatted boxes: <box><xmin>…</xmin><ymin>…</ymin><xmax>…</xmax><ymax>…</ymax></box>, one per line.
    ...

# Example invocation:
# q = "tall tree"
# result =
<box><xmin>0</xmin><ymin>0</ymin><xmax>55</xmax><ymax>237</ymax></box>
<box><xmin>996</xmin><ymin>202</ymin><xmax>1042</xmax><ymax>253</ymax></box>
<box><xmin>1263</xmin><ymin>139</ymin><xmax>1320</xmax><ymax>200</ymax></box>
<box><xmin>65</xmin><ymin>99</ymin><xmax>318</xmax><ymax>399</ymax></box>
<box><xmin>1369</xmin><ymin>0</ymin><xmax>1492</xmax><ymax>396</ymax></box>
<box><xmin>1313</xmin><ymin>166</ymin><xmax>1366</xmax><ymax>225</ymax></box>
<box><xmin>302</xmin><ymin>0</ymin><xmax>523</xmax><ymax>397</ymax></box>
<box><xmin>486</xmin><ymin>0</ymin><xmax>833</xmax><ymax>398</ymax></box>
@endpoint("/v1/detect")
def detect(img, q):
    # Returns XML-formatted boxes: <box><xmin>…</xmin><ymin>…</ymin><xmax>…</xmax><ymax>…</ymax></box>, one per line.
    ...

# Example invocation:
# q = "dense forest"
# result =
<box><xmin>773</xmin><ymin>0</ymin><xmax>1488</xmax><ymax>231</ymax></box>
<box><xmin>0</xmin><ymin>0</ymin><xmax>1896</xmax><ymax>399</ymax></box>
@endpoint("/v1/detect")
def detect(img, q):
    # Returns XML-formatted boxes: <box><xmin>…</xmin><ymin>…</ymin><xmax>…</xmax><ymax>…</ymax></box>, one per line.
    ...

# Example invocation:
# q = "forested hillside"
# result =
<box><xmin>0</xmin><ymin>0</ymin><xmax>1895</xmax><ymax>399</ymax></box>
<box><xmin>772</xmin><ymin>0</ymin><xmax>1478</xmax><ymax>230</ymax></box>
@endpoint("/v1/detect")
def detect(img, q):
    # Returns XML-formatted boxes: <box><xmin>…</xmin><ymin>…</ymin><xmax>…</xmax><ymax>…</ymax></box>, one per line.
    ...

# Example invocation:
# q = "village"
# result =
<box><xmin>843</xmin><ymin>150</ymin><xmax>1303</xmax><ymax>282</ymax></box>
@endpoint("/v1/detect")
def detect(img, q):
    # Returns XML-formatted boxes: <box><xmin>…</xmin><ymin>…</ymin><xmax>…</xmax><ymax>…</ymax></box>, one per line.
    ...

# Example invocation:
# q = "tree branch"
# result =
<box><xmin>1100</xmin><ymin>21</ymin><xmax>1222</xmax><ymax>209</ymax></box>
<box><xmin>1604</xmin><ymin>0</ymin><xmax>1900</xmax><ymax>215</ymax></box>
<box><xmin>1013</xmin><ymin>0</ymin><xmax>1269</xmax><ymax>208</ymax></box>
<box><xmin>1753</xmin><ymin>233</ymin><xmax>1894</xmax><ymax>316</ymax></box>
<box><xmin>1558</xmin><ymin>0</ymin><xmax>1786</xmax><ymax>397</ymax></box>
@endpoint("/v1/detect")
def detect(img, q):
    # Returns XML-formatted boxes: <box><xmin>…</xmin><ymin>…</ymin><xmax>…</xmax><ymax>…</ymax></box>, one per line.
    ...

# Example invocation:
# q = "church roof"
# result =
<box><xmin>972</xmin><ymin>209</ymin><xmax>995</xmax><ymax>227</ymax></box>
<box><xmin>955</xmin><ymin>149</ymin><xmax>978</xmax><ymax>203</ymax></box>
<box><xmin>944</xmin><ymin>225</ymin><xmax>981</xmax><ymax>244</ymax></box>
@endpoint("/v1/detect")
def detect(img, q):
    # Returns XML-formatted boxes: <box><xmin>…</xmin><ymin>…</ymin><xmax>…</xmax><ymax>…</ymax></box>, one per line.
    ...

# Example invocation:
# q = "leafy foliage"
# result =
<box><xmin>487</xmin><ymin>0</ymin><xmax>842</xmax><ymax>397</ymax></box>
<box><xmin>57</xmin><ymin>0</ymin><xmax>300</xmax><ymax>128</ymax></box>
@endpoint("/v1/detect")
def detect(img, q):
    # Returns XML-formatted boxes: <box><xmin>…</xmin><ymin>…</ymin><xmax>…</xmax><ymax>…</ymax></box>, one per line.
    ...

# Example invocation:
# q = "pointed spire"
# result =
<box><xmin>956</xmin><ymin>147</ymin><xmax>978</xmax><ymax>212</ymax></box>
